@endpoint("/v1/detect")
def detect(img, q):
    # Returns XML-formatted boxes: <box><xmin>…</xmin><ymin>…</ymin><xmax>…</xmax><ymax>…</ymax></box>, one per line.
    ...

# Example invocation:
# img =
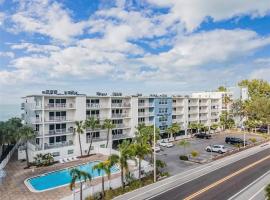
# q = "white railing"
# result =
<box><xmin>111</xmin><ymin>103</ymin><xmax>131</xmax><ymax>108</ymax></box>
<box><xmin>111</xmin><ymin>114</ymin><xmax>129</xmax><ymax>118</ymax></box>
<box><xmin>45</xmin><ymin>103</ymin><xmax>75</xmax><ymax>109</ymax></box>
<box><xmin>47</xmin><ymin>116</ymin><xmax>68</xmax><ymax>122</ymax></box>
<box><xmin>0</xmin><ymin>142</ymin><xmax>19</xmax><ymax>170</ymax></box>
<box><xmin>86</xmin><ymin>103</ymin><xmax>100</xmax><ymax>108</ymax></box>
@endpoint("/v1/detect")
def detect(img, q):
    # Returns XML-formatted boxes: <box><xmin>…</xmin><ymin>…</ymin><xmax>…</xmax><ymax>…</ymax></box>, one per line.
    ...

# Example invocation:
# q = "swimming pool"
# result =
<box><xmin>25</xmin><ymin>161</ymin><xmax>119</xmax><ymax>192</ymax></box>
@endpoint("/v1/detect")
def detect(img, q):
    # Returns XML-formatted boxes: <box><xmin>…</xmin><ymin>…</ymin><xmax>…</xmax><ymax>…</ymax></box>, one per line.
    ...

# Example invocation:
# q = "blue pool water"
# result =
<box><xmin>26</xmin><ymin>161</ymin><xmax>119</xmax><ymax>192</ymax></box>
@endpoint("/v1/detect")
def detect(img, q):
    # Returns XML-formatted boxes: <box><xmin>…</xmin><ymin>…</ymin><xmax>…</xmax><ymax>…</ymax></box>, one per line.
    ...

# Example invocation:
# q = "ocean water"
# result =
<box><xmin>0</xmin><ymin>104</ymin><xmax>21</xmax><ymax>121</ymax></box>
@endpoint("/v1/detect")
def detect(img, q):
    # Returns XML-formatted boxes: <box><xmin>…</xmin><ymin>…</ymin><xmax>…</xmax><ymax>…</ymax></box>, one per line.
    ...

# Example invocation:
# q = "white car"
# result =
<box><xmin>205</xmin><ymin>145</ymin><xmax>227</xmax><ymax>154</ymax></box>
<box><xmin>152</xmin><ymin>146</ymin><xmax>161</xmax><ymax>152</ymax></box>
<box><xmin>158</xmin><ymin>140</ymin><xmax>174</xmax><ymax>148</ymax></box>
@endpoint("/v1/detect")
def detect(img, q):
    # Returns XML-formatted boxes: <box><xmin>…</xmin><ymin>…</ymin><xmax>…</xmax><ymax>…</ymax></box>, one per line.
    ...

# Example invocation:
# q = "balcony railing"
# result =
<box><xmin>188</xmin><ymin>117</ymin><xmax>198</xmax><ymax>121</ymax></box>
<box><xmin>86</xmin><ymin>114</ymin><xmax>100</xmax><ymax>119</ymax></box>
<box><xmin>113</xmin><ymin>124</ymin><xmax>130</xmax><ymax>128</ymax></box>
<box><xmin>199</xmin><ymin>116</ymin><xmax>208</xmax><ymax>120</ymax></box>
<box><xmin>211</xmin><ymin>108</ymin><xmax>219</xmax><ymax>112</ymax></box>
<box><xmin>47</xmin><ymin>116</ymin><xmax>68</xmax><ymax>122</ymax></box>
<box><xmin>111</xmin><ymin>114</ymin><xmax>129</xmax><ymax>118</ymax></box>
<box><xmin>173</xmin><ymin>111</ymin><xmax>184</xmax><ymax>115</ymax></box>
<box><xmin>111</xmin><ymin>103</ymin><xmax>131</xmax><ymax>108</ymax></box>
<box><xmin>45</xmin><ymin>103</ymin><xmax>75</xmax><ymax>109</ymax></box>
<box><xmin>47</xmin><ymin>128</ymin><xmax>74</xmax><ymax>135</ymax></box>
<box><xmin>86</xmin><ymin>103</ymin><xmax>100</xmax><ymax>108</ymax></box>
<box><xmin>189</xmin><ymin>102</ymin><xmax>198</xmax><ymax>106</ymax></box>
<box><xmin>138</xmin><ymin>103</ymin><xmax>154</xmax><ymax>107</ymax></box>
<box><xmin>33</xmin><ymin>118</ymin><xmax>42</xmax><ymax>123</ymax></box>
<box><xmin>112</xmin><ymin>134</ymin><xmax>131</xmax><ymax>139</ymax></box>
<box><xmin>199</xmin><ymin>109</ymin><xmax>208</xmax><ymax>113</ymax></box>
<box><xmin>188</xmin><ymin>110</ymin><xmax>198</xmax><ymax>114</ymax></box>
<box><xmin>173</xmin><ymin>102</ymin><xmax>184</xmax><ymax>107</ymax></box>
<box><xmin>44</xmin><ymin>141</ymin><xmax>74</xmax><ymax>150</ymax></box>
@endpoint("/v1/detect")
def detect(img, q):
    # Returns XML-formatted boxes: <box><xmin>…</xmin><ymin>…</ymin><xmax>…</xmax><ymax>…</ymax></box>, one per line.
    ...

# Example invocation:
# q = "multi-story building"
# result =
<box><xmin>20</xmin><ymin>90</ymin><xmax>222</xmax><ymax>162</ymax></box>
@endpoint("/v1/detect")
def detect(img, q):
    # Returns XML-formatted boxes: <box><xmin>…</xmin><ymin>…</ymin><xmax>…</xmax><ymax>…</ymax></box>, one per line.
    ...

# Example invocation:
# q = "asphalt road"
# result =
<box><xmin>150</xmin><ymin>148</ymin><xmax>270</xmax><ymax>200</ymax></box>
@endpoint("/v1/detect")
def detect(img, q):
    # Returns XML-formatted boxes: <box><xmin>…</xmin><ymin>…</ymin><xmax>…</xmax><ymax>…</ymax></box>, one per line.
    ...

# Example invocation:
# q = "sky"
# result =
<box><xmin>0</xmin><ymin>0</ymin><xmax>270</xmax><ymax>104</ymax></box>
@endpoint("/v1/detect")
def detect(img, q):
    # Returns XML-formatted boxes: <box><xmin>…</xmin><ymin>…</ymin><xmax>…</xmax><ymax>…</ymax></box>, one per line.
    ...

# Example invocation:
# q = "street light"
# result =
<box><xmin>153</xmin><ymin>119</ymin><xmax>156</xmax><ymax>183</ymax></box>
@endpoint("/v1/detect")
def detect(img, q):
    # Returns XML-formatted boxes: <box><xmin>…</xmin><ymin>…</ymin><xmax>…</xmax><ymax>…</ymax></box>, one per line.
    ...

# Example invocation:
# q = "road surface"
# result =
<box><xmin>150</xmin><ymin>148</ymin><xmax>270</xmax><ymax>200</ymax></box>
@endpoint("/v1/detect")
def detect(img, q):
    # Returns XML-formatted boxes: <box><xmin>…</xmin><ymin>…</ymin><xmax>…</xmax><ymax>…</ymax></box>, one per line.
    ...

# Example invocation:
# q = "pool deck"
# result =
<box><xmin>0</xmin><ymin>151</ymin><xmax>121</xmax><ymax>200</ymax></box>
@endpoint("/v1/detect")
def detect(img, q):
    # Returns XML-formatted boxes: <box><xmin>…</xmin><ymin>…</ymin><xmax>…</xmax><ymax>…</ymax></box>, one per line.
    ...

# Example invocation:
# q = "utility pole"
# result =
<box><xmin>153</xmin><ymin>117</ymin><xmax>156</xmax><ymax>183</ymax></box>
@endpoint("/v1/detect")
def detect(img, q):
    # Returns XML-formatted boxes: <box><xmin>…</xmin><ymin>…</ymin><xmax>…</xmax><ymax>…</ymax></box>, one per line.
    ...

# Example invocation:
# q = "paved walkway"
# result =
<box><xmin>0</xmin><ymin>152</ymin><xmax>113</xmax><ymax>200</ymax></box>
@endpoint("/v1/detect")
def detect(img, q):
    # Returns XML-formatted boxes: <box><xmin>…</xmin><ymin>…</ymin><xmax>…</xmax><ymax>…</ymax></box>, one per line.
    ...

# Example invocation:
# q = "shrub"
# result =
<box><xmin>191</xmin><ymin>150</ymin><xmax>199</xmax><ymax>158</ymax></box>
<box><xmin>179</xmin><ymin>155</ymin><xmax>188</xmax><ymax>161</ymax></box>
<box><xmin>249</xmin><ymin>138</ymin><xmax>257</xmax><ymax>144</ymax></box>
<box><xmin>265</xmin><ymin>184</ymin><xmax>270</xmax><ymax>199</ymax></box>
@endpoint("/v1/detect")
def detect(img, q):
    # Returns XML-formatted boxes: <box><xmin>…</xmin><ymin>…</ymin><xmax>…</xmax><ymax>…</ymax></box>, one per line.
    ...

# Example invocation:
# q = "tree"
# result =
<box><xmin>217</xmin><ymin>86</ymin><xmax>227</xmax><ymax>92</ymax></box>
<box><xmin>178</xmin><ymin>139</ymin><xmax>190</xmax><ymax>155</ymax></box>
<box><xmin>69</xmin><ymin>168</ymin><xmax>91</xmax><ymax>200</ymax></box>
<box><xmin>188</xmin><ymin>123</ymin><xmax>198</xmax><ymax>134</ymax></box>
<box><xmin>166</xmin><ymin>123</ymin><xmax>180</xmax><ymax>140</ymax></box>
<box><xmin>238</xmin><ymin>79</ymin><xmax>270</xmax><ymax>99</ymax></box>
<box><xmin>102</xmin><ymin>119</ymin><xmax>116</xmax><ymax>148</ymax></box>
<box><xmin>190</xmin><ymin>150</ymin><xmax>199</xmax><ymax>158</ymax></box>
<box><xmin>265</xmin><ymin>183</ymin><xmax>270</xmax><ymax>199</ymax></box>
<box><xmin>210</xmin><ymin>123</ymin><xmax>219</xmax><ymax>133</ymax></box>
<box><xmin>19</xmin><ymin>125</ymin><xmax>35</xmax><ymax>167</ymax></box>
<box><xmin>156</xmin><ymin>159</ymin><xmax>167</xmax><ymax>175</ymax></box>
<box><xmin>111</xmin><ymin>140</ymin><xmax>135</xmax><ymax>188</ymax></box>
<box><xmin>84</xmin><ymin>117</ymin><xmax>100</xmax><ymax>156</ymax></box>
<box><xmin>132</xmin><ymin>142</ymin><xmax>151</xmax><ymax>181</ymax></box>
<box><xmin>135</xmin><ymin>124</ymin><xmax>160</xmax><ymax>164</ymax></box>
<box><xmin>74</xmin><ymin>121</ymin><xmax>84</xmax><ymax>157</ymax></box>
<box><xmin>220</xmin><ymin>111</ymin><xmax>235</xmax><ymax>130</ymax></box>
<box><xmin>245</xmin><ymin>97</ymin><xmax>270</xmax><ymax>134</ymax></box>
<box><xmin>93</xmin><ymin>161</ymin><xmax>110</xmax><ymax>198</ymax></box>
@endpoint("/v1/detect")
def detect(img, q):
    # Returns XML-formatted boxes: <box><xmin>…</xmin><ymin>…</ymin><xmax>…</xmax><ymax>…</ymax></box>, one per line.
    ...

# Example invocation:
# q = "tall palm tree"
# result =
<box><xmin>69</xmin><ymin>168</ymin><xmax>92</xmax><ymax>200</ymax></box>
<box><xmin>132</xmin><ymin>142</ymin><xmax>151</xmax><ymax>181</ymax></box>
<box><xmin>93</xmin><ymin>161</ymin><xmax>110</xmax><ymax>198</ymax></box>
<box><xmin>19</xmin><ymin>125</ymin><xmax>35</xmax><ymax>167</ymax></box>
<box><xmin>84</xmin><ymin>117</ymin><xmax>100</xmax><ymax>156</ymax></box>
<box><xmin>74</xmin><ymin>121</ymin><xmax>84</xmax><ymax>157</ymax></box>
<box><xmin>107</xmin><ymin>154</ymin><xmax>119</xmax><ymax>188</ymax></box>
<box><xmin>111</xmin><ymin>140</ymin><xmax>135</xmax><ymax>188</ymax></box>
<box><xmin>102</xmin><ymin>119</ymin><xmax>116</xmax><ymax>148</ymax></box>
<box><xmin>178</xmin><ymin>139</ymin><xmax>190</xmax><ymax>155</ymax></box>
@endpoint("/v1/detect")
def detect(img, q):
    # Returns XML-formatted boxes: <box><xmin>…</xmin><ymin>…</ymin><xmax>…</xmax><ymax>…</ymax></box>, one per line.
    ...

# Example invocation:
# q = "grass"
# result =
<box><xmin>86</xmin><ymin>175</ymin><xmax>154</xmax><ymax>200</ymax></box>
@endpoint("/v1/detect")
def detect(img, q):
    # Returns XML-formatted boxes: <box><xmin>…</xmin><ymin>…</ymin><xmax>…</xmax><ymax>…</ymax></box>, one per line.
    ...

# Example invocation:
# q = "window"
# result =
<box><xmin>49</xmin><ymin>137</ymin><xmax>55</xmax><ymax>144</ymax></box>
<box><xmin>139</xmin><ymin>99</ymin><xmax>145</xmax><ymax>103</ymax></box>
<box><xmin>100</xmin><ymin>144</ymin><xmax>105</xmax><ymax>148</ymax></box>
<box><xmin>112</xmin><ymin>119</ymin><xmax>123</xmax><ymax>124</ymax></box>
<box><xmin>52</xmin><ymin>152</ymin><xmax>60</xmax><ymax>157</ymax></box>
<box><xmin>159</xmin><ymin>108</ymin><xmax>168</xmax><ymax>114</ymax></box>
<box><xmin>49</xmin><ymin>99</ymin><xmax>54</xmax><ymax>104</ymax></box>
<box><xmin>68</xmin><ymin>149</ymin><xmax>74</xmax><ymax>154</ymax></box>
<box><xmin>172</xmin><ymin>115</ymin><xmax>176</xmax><ymax>119</ymax></box>
<box><xmin>91</xmin><ymin>110</ymin><xmax>99</xmax><ymax>115</ymax></box>
<box><xmin>173</xmin><ymin>99</ymin><xmax>176</xmax><ymax>103</ymax></box>
<box><xmin>159</xmin><ymin>116</ymin><xmax>167</xmax><ymax>122</ymax></box>
<box><xmin>138</xmin><ymin>108</ymin><xmax>145</xmax><ymax>112</ymax></box>
<box><xmin>138</xmin><ymin>118</ymin><xmax>145</xmax><ymax>123</ymax></box>
<box><xmin>159</xmin><ymin>99</ymin><xmax>167</xmax><ymax>104</ymax></box>
<box><xmin>173</xmin><ymin>108</ymin><xmax>176</xmax><ymax>111</ymax></box>
<box><xmin>112</xmin><ymin>129</ymin><xmax>123</xmax><ymax>135</ymax></box>
<box><xmin>86</xmin><ymin>99</ymin><xmax>90</xmax><ymax>104</ymax></box>
<box><xmin>91</xmin><ymin>99</ymin><xmax>99</xmax><ymax>104</ymax></box>
<box><xmin>36</xmin><ymin>138</ymin><xmax>40</xmax><ymax>145</ymax></box>
<box><xmin>112</xmin><ymin>99</ymin><xmax>122</xmax><ymax>103</ymax></box>
<box><xmin>86</xmin><ymin>132</ymin><xmax>100</xmax><ymax>143</ymax></box>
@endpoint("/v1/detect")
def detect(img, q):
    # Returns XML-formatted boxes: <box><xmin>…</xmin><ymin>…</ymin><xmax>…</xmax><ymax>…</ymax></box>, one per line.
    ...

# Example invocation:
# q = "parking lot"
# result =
<box><xmin>156</xmin><ymin>132</ymin><xmax>265</xmax><ymax>175</ymax></box>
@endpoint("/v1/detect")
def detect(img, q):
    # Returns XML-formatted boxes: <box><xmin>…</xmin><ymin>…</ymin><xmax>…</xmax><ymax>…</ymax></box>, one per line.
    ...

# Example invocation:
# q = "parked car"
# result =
<box><xmin>158</xmin><ymin>140</ymin><xmax>174</xmax><ymax>148</ymax></box>
<box><xmin>225</xmin><ymin>137</ymin><xmax>244</xmax><ymax>145</ymax></box>
<box><xmin>258</xmin><ymin>126</ymin><xmax>268</xmax><ymax>133</ymax></box>
<box><xmin>194</xmin><ymin>132</ymin><xmax>212</xmax><ymax>139</ymax></box>
<box><xmin>152</xmin><ymin>146</ymin><xmax>161</xmax><ymax>152</ymax></box>
<box><xmin>205</xmin><ymin>145</ymin><xmax>227</xmax><ymax>154</ymax></box>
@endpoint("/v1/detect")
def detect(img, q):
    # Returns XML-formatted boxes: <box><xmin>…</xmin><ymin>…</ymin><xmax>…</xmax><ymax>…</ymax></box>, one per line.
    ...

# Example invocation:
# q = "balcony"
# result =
<box><xmin>188</xmin><ymin>110</ymin><xmax>198</xmax><ymax>114</ymax></box>
<box><xmin>188</xmin><ymin>117</ymin><xmax>198</xmax><ymax>122</ymax></box>
<box><xmin>44</xmin><ymin>141</ymin><xmax>74</xmax><ymax>150</ymax></box>
<box><xmin>45</xmin><ymin>103</ymin><xmax>75</xmax><ymax>109</ymax></box>
<box><xmin>86</xmin><ymin>103</ymin><xmax>100</xmax><ymax>109</ymax></box>
<box><xmin>173</xmin><ymin>111</ymin><xmax>184</xmax><ymax>115</ymax></box>
<box><xmin>113</xmin><ymin>124</ymin><xmax>130</xmax><ymax>129</ymax></box>
<box><xmin>199</xmin><ymin>109</ymin><xmax>208</xmax><ymax>113</ymax></box>
<box><xmin>112</xmin><ymin>134</ymin><xmax>131</xmax><ymax>140</ymax></box>
<box><xmin>199</xmin><ymin>102</ymin><xmax>208</xmax><ymax>106</ymax></box>
<box><xmin>86</xmin><ymin>114</ymin><xmax>100</xmax><ymax>119</ymax></box>
<box><xmin>111</xmin><ymin>103</ymin><xmax>131</xmax><ymax>108</ymax></box>
<box><xmin>111</xmin><ymin>114</ymin><xmax>130</xmax><ymax>118</ymax></box>
<box><xmin>32</xmin><ymin>117</ymin><xmax>42</xmax><ymax>123</ymax></box>
<box><xmin>47</xmin><ymin>128</ymin><xmax>74</xmax><ymax>136</ymax></box>
<box><xmin>211</xmin><ymin>108</ymin><xmax>219</xmax><ymax>113</ymax></box>
<box><xmin>199</xmin><ymin>116</ymin><xmax>208</xmax><ymax>120</ymax></box>
<box><xmin>46</xmin><ymin>116</ymin><xmax>70</xmax><ymax>122</ymax></box>
<box><xmin>138</xmin><ymin>103</ymin><xmax>154</xmax><ymax>107</ymax></box>
<box><xmin>173</xmin><ymin>102</ymin><xmax>184</xmax><ymax>107</ymax></box>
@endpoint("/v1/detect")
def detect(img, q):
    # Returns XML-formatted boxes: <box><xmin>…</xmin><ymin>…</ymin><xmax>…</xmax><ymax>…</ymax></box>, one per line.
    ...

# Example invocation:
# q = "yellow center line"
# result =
<box><xmin>183</xmin><ymin>155</ymin><xmax>270</xmax><ymax>200</ymax></box>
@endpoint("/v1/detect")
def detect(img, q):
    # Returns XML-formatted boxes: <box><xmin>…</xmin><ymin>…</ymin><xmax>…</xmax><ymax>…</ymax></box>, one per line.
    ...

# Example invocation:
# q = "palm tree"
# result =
<box><xmin>84</xmin><ymin>117</ymin><xmax>100</xmax><ymax>156</ymax></box>
<box><xmin>102</xmin><ymin>119</ymin><xmax>116</xmax><ymax>148</ymax></box>
<box><xmin>74</xmin><ymin>121</ymin><xmax>84</xmax><ymax>157</ymax></box>
<box><xmin>19</xmin><ymin>125</ymin><xmax>35</xmax><ymax>167</ymax></box>
<box><xmin>188</xmin><ymin>123</ymin><xmax>198</xmax><ymax>134</ymax></box>
<box><xmin>111</xmin><ymin>140</ymin><xmax>135</xmax><ymax>188</ymax></box>
<box><xmin>178</xmin><ymin>139</ymin><xmax>190</xmax><ymax>155</ymax></box>
<box><xmin>166</xmin><ymin>123</ymin><xmax>180</xmax><ymax>140</ymax></box>
<box><xmin>132</xmin><ymin>142</ymin><xmax>151</xmax><ymax>181</ymax></box>
<box><xmin>70</xmin><ymin>168</ymin><xmax>92</xmax><ymax>200</ymax></box>
<box><xmin>210</xmin><ymin>123</ymin><xmax>219</xmax><ymax>133</ymax></box>
<box><xmin>93</xmin><ymin>161</ymin><xmax>110</xmax><ymax>198</ymax></box>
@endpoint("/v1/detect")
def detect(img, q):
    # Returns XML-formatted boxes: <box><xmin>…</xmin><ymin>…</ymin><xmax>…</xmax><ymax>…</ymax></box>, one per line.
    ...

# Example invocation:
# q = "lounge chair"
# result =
<box><xmin>68</xmin><ymin>157</ymin><xmax>73</xmax><ymax>161</ymax></box>
<box><xmin>73</xmin><ymin>156</ymin><xmax>78</xmax><ymax>160</ymax></box>
<box><xmin>63</xmin><ymin>158</ymin><xmax>69</xmax><ymax>162</ymax></box>
<box><xmin>59</xmin><ymin>159</ymin><xmax>64</xmax><ymax>164</ymax></box>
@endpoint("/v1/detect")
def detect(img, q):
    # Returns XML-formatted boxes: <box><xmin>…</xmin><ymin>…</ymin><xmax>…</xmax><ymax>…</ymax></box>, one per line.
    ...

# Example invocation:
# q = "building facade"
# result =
<box><xmin>20</xmin><ymin>90</ymin><xmax>222</xmax><ymax>162</ymax></box>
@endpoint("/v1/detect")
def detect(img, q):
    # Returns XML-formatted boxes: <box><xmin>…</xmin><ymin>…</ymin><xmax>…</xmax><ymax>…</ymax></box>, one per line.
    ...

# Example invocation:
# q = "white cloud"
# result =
<box><xmin>147</xmin><ymin>0</ymin><xmax>270</xmax><ymax>31</ymax></box>
<box><xmin>0</xmin><ymin>51</ymin><xmax>14</xmax><ymax>58</ymax></box>
<box><xmin>10</xmin><ymin>0</ymin><xmax>88</xmax><ymax>43</ymax></box>
<box><xmin>0</xmin><ymin>12</ymin><xmax>5</xmax><ymax>26</ymax></box>
<box><xmin>250</xmin><ymin>68</ymin><xmax>270</xmax><ymax>81</ymax></box>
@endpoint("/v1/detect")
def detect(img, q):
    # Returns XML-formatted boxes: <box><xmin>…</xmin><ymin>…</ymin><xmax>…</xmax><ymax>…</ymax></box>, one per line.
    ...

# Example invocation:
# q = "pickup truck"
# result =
<box><xmin>194</xmin><ymin>132</ymin><xmax>212</xmax><ymax>139</ymax></box>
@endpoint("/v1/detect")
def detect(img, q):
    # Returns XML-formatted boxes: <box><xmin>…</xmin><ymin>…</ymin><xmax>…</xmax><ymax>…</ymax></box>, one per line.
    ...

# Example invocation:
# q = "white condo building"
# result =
<box><xmin>20</xmin><ymin>90</ymin><xmax>222</xmax><ymax>162</ymax></box>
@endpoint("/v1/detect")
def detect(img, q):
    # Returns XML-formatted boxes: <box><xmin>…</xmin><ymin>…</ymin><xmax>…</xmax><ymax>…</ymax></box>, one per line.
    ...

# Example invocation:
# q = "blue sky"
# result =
<box><xmin>0</xmin><ymin>0</ymin><xmax>270</xmax><ymax>104</ymax></box>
